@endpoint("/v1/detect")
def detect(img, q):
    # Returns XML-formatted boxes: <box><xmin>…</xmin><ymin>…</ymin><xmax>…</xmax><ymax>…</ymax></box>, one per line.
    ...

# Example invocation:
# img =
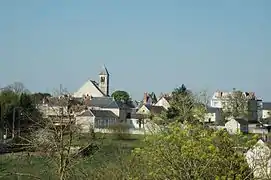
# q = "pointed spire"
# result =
<box><xmin>99</xmin><ymin>65</ymin><xmax>109</xmax><ymax>75</ymax></box>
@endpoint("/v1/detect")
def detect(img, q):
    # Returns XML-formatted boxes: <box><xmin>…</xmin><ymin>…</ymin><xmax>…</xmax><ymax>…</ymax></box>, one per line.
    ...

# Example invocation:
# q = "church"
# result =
<box><xmin>73</xmin><ymin>66</ymin><xmax>110</xmax><ymax>98</ymax></box>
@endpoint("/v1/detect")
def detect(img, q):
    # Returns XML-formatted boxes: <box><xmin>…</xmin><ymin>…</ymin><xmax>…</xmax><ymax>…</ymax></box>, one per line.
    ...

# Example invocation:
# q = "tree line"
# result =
<box><xmin>0</xmin><ymin>82</ymin><xmax>51</xmax><ymax>139</ymax></box>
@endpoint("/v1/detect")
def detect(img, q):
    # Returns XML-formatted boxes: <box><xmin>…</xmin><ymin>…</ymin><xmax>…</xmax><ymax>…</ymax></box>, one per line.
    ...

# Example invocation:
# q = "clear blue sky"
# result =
<box><xmin>0</xmin><ymin>0</ymin><xmax>270</xmax><ymax>100</ymax></box>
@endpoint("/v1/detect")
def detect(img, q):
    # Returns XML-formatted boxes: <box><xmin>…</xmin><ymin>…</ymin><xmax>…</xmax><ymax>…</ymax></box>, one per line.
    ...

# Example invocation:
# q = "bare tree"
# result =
<box><xmin>5</xmin><ymin>82</ymin><xmax>29</xmax><ymax>94</ymax></box>
<box><xmin>3</xmin><ymin>89</ymin><xmax>98</xmax><ymax>179</ymax></box>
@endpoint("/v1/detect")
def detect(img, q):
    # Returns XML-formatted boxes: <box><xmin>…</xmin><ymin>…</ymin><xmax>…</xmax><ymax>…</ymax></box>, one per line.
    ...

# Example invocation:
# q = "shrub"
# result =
<box><xmin>108</xmin><ymin>123</ymin><xmax>130</xmax><ymax>140</ymax></box>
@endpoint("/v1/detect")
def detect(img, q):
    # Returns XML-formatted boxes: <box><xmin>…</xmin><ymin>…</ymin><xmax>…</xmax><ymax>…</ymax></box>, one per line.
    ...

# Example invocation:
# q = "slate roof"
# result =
<box><xmin>42</xmin><ymin>96</ymin><xmax>83</xmax><ymax>106</ymax></box>
<box><xmin>263</xmin><ymin>102</ymin><xmax>271</xmax><ymax>110</ymax></box>
<box><xmin>89</xmin><ymin>80</ymin><xmax>106</xmax><ymax>96</ymax></box>
<box><xmin>164</xmin><ymin>96</ymin><xmax>172</xmax><ymax>102</ymax></box>
<box><xmin>77</xmin><ymin>110</ymin><xmax>93</xmax><ymax>117</ymax></box>
<box><xmin>90</xmin><ymin>109</ymin><xmax>118</xmax><ymax>118</ymax></box>
<box><xmin>207</xmin><ymin>106</ymin><xmax>221</xmax><ymax>113</ymax></box>
<box><xmin>84</xmin><ymin>97</ymin><xmax>119</xmax><ymax>108</ymax></box>
<box><xmin>235</xmin><ymin>118</ymin><xmax>249</xmax><ymax>125</ymax></box>
<box><xmin>145</xmin><ymin>105</ymin><xmax>166</xmax><ymax>115</ymax></box>
<box><xmin>116</xmin><ymin>101</ymin><xmax>136</xmax><ymax>109</ymax></box>
<box><xmin>130</xmin><ymin>113</ymin><xmax>145</xmax><ymax>119</ymax></box>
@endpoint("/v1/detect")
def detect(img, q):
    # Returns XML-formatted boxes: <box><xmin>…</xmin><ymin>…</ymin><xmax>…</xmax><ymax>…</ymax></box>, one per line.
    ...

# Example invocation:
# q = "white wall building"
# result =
<box><xmin>225</xmin><ymin>118</ymin><xmax>248</xmax><ymax>134</ymax></box>
<box><xmin>262</xmin><ymin>102</ymin><xmax>271</xmax><ymax>119</ymax></box>
<box><xmin>73</xmin><ymin>66</ymin><xmax>110</xmax><ymax>98</ymax></box>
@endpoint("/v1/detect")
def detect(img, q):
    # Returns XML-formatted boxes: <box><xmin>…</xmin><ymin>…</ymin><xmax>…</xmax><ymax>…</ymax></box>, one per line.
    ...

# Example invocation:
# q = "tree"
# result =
<box><xmin>149</xmin><ymin>92</ymin><xmax>157</xmax><ymax>104</ymax></box>
<box><xmin>164</xmin><ymin>84</ymin><xmax>198</xmax><ymax>123</ymax></box>
<box><xmin>129</xmin><ymin>122</ymin><xmax>253</xmax><ymax>179</ymax></box>
<box><xmin>221</xmin><ymin>89</ymin><xmax>253</xmax><ymax>121</ymax></box>
<box><xmin>111</xmin><ymin>90</ymin><xmax>130</xmax><ymax>102</ymax></box>
<box><xmin>31</xmin><ymin>92</ymin><xmax>51</xmax><ymax>105</ymax></box>
<box><xmin>0</xmin><ymin>86</ymin><xmax>41</xmax><ymax>140</ymax></box>
<box><xmin>4</xmin><ymin>82</ymin><xmax>29</xmax><ymax>94</ymax></box>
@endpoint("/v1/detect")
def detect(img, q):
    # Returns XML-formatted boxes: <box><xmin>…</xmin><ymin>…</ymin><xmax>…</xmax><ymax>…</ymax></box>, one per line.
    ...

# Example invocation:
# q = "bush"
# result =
<box><xmin>108</xmin><ymin>123</ymin><xmax>130</xmax><ymax>140</ymax></box>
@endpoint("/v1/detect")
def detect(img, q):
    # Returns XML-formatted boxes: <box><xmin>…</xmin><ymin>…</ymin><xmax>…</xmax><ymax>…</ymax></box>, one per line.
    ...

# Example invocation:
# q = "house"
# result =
<box><xmin>155</xmin><ymin>96</ymin><xmax>171</xmax><ymax>110</ymax></box>
<box><xmin>262</xmin><ymin>102</ymin><xmax>271</xmax><ymax>119</ymax></box>
<box><xmin>76</xmin><ymin>109</ymin><xmax>118</xmax><ymax>133</ymax></box>
<box><xmin>37</xmin><ymin>96</ymin><xmax>81</xmax><ymax>125</ymax></box>
<box><xmin>137</xmin><ymin>104</ymin><xmax>166</xmax><ymax>116</ymax></box>
<box><xmin>245</xmin><ymin>139</ymin><xmax>271</xmax><ymax>179</ymax></box>
<box><xmin>204</xmin><ymin>107</ymin><xmax>223</xmax><ymax>125</ymax></box>
<box><xmin>210</xmin><ymin>90</ymin><xmax>256</xmax><ymax>108</ymax></box>
<box><xmin>127</xmin><ymin>113</ymin><xmax>146</xmax><ymax>129</ymax></box>
<box><xmin>124</xmin><ymin>104</ymin><xmax>165</xmax><ymax>134</ymax></box>
<box><xmin>116</xmin><ymin>101</ymin><xmax>137</xmax><ymax>122</ymax></box>
<box><xmin>73</xmin><ymin>65</ymin><xmax>110</xmax><ymax>98</ymax></box>
<box><xmin>225</xmin><ymin>118</ymin><xmax>249</xmax><ymax>134</ymax></box>
<box><xmin>84</xmin><ymin>96</ymin><xmax>120</xmax><ymax>118</ymax></box>
<box><xmin>210</xmin><ymin>90</ymin><xmax>260</xmax><ymax>121</ymax></box>
<box><xmin>142</xmin><ymin>92</ymin><xmax>157</xmax><ymax>105</ymax></box>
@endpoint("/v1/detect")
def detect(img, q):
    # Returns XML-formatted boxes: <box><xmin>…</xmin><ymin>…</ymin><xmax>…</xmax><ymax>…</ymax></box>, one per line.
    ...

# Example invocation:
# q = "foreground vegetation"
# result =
<box><xmin>1</xmin><ymin>133</ymin><xmax>143</xmax><ymax>179</ymax></box>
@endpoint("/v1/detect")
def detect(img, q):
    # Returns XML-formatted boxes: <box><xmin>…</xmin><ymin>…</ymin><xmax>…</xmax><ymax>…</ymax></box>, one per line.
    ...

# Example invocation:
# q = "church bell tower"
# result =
<box><xmin>99</xmin><ymin>65</ymin><xmax>109</xmax><ymax>96</ymax></box>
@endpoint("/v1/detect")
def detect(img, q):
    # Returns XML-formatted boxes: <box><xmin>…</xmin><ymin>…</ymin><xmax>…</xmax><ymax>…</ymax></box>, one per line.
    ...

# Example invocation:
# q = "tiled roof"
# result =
<box><xmin>84</xmin><ymin>97</ymin><xmax>119</xmax><ymax>108</ymax></box>
<box><xmin>91</xmin><ymin>109</ymin><xmax>118</xmax><ymax>118</ymax></box>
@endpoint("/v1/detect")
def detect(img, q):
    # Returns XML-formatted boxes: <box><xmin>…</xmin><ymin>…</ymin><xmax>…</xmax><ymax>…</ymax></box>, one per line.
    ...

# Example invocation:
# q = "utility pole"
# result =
<box><xmin>12</xmin><ymin>107</ymin><xmax>15</xmax><ymax>139</ymax></box>
<box><xmin>12</xmin><ymin>107</ymin><xmax>22</xmax><ymax>139</ymax></box>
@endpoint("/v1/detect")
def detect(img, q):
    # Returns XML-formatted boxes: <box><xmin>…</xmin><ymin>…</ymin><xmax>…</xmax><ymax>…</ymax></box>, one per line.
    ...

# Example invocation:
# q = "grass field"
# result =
<box><xmin>0</xmin><ymin>133</ymin><xmax>144</xmax><ymax>179</ymax></box>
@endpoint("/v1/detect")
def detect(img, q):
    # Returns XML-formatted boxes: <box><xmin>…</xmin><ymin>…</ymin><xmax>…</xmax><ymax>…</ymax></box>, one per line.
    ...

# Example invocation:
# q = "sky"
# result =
<box><xmin>0</xmin><ymin>0</ymin><xmax>270</xmax><ymax>100</ymax></box>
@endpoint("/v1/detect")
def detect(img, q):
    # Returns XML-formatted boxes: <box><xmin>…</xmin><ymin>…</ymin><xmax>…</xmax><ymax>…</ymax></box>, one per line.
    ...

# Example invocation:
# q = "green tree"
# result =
<box><xmin>149</xmin><ymin>92</ymin><xmax>157</xmax><ymax>104</ymax></box>
<box><xmin>111</xmin><ymin>90</ymin><xmax>130</xmax><ymax>102</ymax></box>
<box><xmin>0</xmin><ymin>84</ymin><xmax>41</xmax><ymax>139</ymax></box>
<box><xmin>129</xmin><ymin>122</ymin><xmax>253</xmax><ymax>179</ymax></box>
<box><xmin>165</xmin><ymin>84</ymin><xmax>196</xmax><ymax>123</ymax></box>
<box><xmin>31</xmin><ymin>92</ymin><xmax>51</xmax><ymax>105</ymax></box>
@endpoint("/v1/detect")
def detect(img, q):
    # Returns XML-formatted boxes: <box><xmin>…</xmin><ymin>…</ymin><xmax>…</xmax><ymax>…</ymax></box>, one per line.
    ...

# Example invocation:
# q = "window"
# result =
<box><xmin>59</xmin><ymin>107</ymin><xmax>63</xmax><ymax>115</ymax></box>
<box><xmin>100</xmin><ymin>77</ymin><xmax>105</xmax><ymax>83</ymax></box>
<box><xmin>208</xmin><ymin>118</ymin><xmax>211</xmax><ymax>123</ymax></box>
<box><xmin>126</xmin><ymin>113</ymin><xmax>131</xmax><ymax>119</ymax></box>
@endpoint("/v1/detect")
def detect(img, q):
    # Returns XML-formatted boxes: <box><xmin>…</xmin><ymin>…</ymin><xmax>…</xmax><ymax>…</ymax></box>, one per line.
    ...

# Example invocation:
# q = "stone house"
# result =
<box><xmin>204</xmin><ymin>107</ymin><xmax>223</xmax><ymax>125</ymax></box>
<box><xmin>262</xmin><ymin>102</ymin><xmax>271</xmax><ymax>119</ymax></box>
<box><xmin>210</xmin><ymin>90</ymin><xmax>260</xmax><ymax>121</ymax></box>
<box><xmin>155</xmin><ymin>96</ymin><xmax>171</xmax><ymax>110</ymax></box>
<box><xmin>75</xmin><ymin>109</ymin><xmax>118</xmax><ymax>133</ymax></box>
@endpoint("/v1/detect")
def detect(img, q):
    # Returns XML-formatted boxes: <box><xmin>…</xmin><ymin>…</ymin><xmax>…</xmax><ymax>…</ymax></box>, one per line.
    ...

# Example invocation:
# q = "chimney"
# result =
<box><xmin>143</xmin><ymin>92</ymin><xmax>148</xmax><ymax>104</ymax></box>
